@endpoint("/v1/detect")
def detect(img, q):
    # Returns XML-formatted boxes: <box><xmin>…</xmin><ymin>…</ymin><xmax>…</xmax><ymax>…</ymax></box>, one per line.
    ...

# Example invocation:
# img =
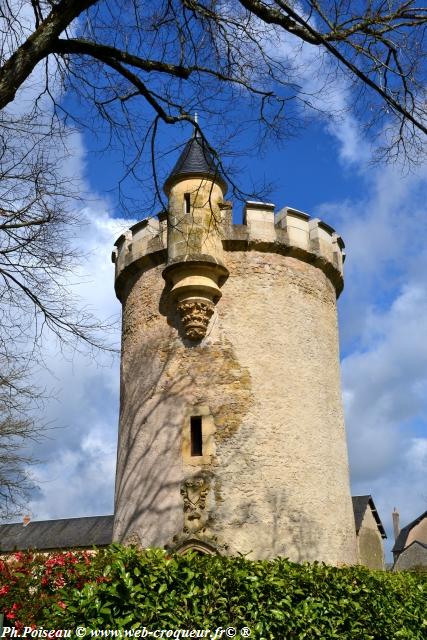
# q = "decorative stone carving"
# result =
<box><xmin>177</xmin><ymin>298</ymin><xmax>214</xmax><ymax>340</ymax></box>
<box><xmin>123</xmin><ymin>530</ymin><xmax>142</xmax><ymax>548</ymax></box>
<box><xmin>181</xmin><ymin>475</ymin><xmax>210</xmax><ymax>534</ymax></box>
<box><xmin>162</xmin><ymin>260</ymin><xmax>228</xmax><ymax>341</ymax></box>
<box><xmin>168</xmin><ymin>535</ymin><xmax>228</xmax><ymax>556</ymax></box>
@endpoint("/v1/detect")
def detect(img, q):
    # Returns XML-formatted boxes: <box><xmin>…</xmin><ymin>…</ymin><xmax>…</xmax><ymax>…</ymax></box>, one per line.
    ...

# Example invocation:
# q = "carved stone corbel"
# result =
<box><xmin>163</xmin><ymin>260</ymin><xmax>228</xmax><ymax>340</ymax></box>
<box><xmin>177</xmin><ymin>298</ymin><xmax>215</xmax><ymax>340</ymax></box>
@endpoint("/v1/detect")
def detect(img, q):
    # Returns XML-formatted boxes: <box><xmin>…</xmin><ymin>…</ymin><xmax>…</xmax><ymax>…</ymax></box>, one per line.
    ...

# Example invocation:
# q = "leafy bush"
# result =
<box><xmin>1</xmin><ymin>545</ymin><xmax>426</xmax><ymax>639</ymax></box>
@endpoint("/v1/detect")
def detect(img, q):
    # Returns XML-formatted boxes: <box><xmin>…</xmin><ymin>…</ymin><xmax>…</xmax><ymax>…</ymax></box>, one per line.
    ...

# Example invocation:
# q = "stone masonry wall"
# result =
<box><xmin>113</xmin><ymin>240</ymin><xmax>358</xmax><ymax>564</ymax></box>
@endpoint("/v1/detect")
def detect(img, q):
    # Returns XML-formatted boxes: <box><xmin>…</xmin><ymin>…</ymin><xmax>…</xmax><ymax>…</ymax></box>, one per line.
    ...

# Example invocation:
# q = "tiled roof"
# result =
<box><xmin>352</xmin><ymin>495</ymin><xmax>387</xmax><ymax>539</ymax></box>
<box><xmin>392</xmin><ymin>510</ymin><xmax>427</xmax><ymax>553</ymax></box>
<box><xmin>0</xmin><ymin>515</ymin><xmax>113</xmax><ymax>552</ymax></box>
<box><xmin>164</xmin><ymin>130</ymin><xmax>227</xmax><ymax>193</ymax></box>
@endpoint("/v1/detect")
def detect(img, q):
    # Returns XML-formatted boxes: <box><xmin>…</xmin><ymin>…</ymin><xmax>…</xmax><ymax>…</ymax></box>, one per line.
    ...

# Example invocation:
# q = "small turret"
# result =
<box><xmin>162</xmin><ymin>129</ymin><xmax>228</xmax><ymax>340</ymax></box>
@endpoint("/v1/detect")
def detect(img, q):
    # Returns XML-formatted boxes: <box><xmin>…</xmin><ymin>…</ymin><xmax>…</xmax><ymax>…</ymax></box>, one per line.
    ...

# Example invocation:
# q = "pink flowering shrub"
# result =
<box><xmin>0</xmin><ymin>549</ymin><xmax>99</xmax><ymax>630</ymax></box>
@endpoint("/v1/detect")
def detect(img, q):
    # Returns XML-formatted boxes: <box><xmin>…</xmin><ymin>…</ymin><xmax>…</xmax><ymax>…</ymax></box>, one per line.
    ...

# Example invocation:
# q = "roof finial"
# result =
<box><xmin>193</xmin><ymin>112</ymin><xmax>200</xmax><ymax>137</ymax></box>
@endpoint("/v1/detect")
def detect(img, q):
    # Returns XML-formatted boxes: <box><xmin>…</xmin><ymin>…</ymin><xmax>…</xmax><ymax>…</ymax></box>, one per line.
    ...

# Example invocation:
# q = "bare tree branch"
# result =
<box><xmin>0</xmin><ymin>0</ymin><xmax>97</xmax><ymax>109</ymax></box>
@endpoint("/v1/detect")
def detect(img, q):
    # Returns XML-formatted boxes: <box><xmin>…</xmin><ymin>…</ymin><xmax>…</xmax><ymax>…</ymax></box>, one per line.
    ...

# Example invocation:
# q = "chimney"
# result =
<box><xmin>22</xmin><ymin>515</ymin><xmax>31</xmax><ymax>527</ymax></box>
<box><xmin>392</xmin><ymin>508</ymin><xmax>400</xmax><ymax>541</ymax></box>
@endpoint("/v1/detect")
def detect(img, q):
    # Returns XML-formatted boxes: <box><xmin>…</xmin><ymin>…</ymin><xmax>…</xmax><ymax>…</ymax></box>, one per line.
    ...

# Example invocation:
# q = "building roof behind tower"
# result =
<box><xmin>0</xmin><ymin>515</ymin><xmax>113</xmax><ymax>552</ymax></box>
<box><xmin>352</xmin><ymin>495</ymin><xmax>387</xmax><ymax>538</ymax></box>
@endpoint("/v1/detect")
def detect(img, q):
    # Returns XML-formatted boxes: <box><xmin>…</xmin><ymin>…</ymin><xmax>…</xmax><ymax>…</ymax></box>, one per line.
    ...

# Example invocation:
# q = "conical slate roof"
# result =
<box><xmin>164</xmin><ymin>130</ymin><xmax>227</xmax><ymax>194</ymax></box>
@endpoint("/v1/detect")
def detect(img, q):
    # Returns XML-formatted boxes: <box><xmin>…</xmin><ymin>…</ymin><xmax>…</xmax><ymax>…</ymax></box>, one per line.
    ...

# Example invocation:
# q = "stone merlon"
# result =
<box><xmin>112</xmin><ymin>203</ymin><xmax>345</xmax><ymax>300</ymax></box>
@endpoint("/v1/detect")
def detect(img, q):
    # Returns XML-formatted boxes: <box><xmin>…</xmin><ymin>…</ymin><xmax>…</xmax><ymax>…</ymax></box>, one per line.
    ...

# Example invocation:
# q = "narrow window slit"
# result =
<box><xmin>190</xmin><ymin>416</ymin><xmax>203</xmax><ymax>456</ymax></box>
<box><xmin>184</xmin><ymin>192</ymin><xmax>191</xmax><ymax>214</ymax></box>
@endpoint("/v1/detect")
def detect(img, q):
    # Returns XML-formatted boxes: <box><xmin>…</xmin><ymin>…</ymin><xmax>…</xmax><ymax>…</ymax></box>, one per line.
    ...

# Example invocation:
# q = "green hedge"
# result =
<box><xmin>1</xmin><ymin>545</ymin><xmax>426</xmax><ymax>638</ymax></box>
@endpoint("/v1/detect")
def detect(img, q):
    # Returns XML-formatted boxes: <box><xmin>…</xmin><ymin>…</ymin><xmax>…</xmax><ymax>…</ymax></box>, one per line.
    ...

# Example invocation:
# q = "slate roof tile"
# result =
<box><xmin>164</xmin><ymin>130</ymin><xmax>227</xmax><ymax>193</ymax></box>
<box><xmin>0</xmin><ymin>515</ymin><xmax>113</xmax><ymax>552</ymax></box>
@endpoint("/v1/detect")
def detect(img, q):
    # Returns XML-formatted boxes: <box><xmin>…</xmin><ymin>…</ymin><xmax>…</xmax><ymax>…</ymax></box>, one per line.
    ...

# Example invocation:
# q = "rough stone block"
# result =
<box><xmin>244</xmin><ymin>201</ymin><xmax>276</xmax><ymax>242</ymax></box>
<box><xmin>286</xmin><ymin>210</ymin><xmax>310</xmax><ymax>251</ymax></box>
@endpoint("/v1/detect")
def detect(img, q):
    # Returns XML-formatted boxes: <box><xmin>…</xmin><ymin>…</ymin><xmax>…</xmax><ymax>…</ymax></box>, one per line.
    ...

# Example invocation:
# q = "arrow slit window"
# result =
<box><xmin>184</xmin><ymin>193</ymin><xmax>191</xmax><ymax>214</ymax></box>
<box><xmin>190</xmin><ymin>416</ymin><xmax>203</xmax><ymax>456</ymax></box>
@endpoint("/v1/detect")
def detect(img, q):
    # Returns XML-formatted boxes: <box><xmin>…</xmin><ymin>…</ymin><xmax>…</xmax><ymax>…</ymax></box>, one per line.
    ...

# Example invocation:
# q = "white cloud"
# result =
<box><xmin>32</xmin><ymin>419</ymin><xmax>117</xmax><ymax>520</ymax></box>
<box><xmin>25</xmin><ymin>198</ymin><xmax>133</xmax><ymax>521</ymax></box>
<box><xmin>406</xmin><ymin>438</ymin><xmax>427</xmax><ymax>474</ymax></box>
<box><xmin>342</xmin><ymin>283</ymin><xmax>427</xmax><ymax>479</ymax></box>
<box><xmin>0</xmin><ymin>8</ymin><xmax>132</xmax><ymax>523</ymax></box>
<box><xmin>269</xmin><ymin>19</ymin><xmax>370</xmax><ymax>165</ymax></box>
<box><xmin>328</xmin><ymin>159</ymin><xmax>427</xmax><ymax>559</ymax></box>
<box><xmin>284</xmin><ymin>24</ymin><xmax>427</xmax><ymax>553</ymax></box>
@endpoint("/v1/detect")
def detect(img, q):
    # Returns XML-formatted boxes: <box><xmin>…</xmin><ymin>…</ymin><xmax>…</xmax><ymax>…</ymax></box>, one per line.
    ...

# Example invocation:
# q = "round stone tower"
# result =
<box><xmin>112</xmin><ymin>129</ymin><xmax>358</xmax><ymax>564</ymax></box>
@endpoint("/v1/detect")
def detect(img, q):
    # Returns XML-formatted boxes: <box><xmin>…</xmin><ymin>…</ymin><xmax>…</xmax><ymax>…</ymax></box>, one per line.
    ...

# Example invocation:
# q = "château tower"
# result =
<box><xmin>112</xmin><ymin>128</ymin><xmax>358</xmax><ymax>564</ymax></box>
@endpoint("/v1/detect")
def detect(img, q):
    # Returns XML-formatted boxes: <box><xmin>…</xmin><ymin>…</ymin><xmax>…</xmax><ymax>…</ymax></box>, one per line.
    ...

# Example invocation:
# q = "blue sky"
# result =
<box><xmin>8</xmin><ymin>10</ymin><xmax>426</xmax><ymax>564</ymax></box>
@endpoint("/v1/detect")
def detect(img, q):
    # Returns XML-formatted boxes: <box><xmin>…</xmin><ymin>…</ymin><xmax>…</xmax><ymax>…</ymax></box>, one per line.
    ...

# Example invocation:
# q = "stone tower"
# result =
<box><xmin>112</xmin><ymin>129</ymin><xmax>358</xmax><ymax>564</ymax></box>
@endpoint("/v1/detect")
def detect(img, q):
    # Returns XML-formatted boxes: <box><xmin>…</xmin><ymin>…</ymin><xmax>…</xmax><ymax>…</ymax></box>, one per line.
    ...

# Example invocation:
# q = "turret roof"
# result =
<box><xmin>163</xmin><ymin>129</ymin><xmax>227</xmax><ymax>194</ymax></box>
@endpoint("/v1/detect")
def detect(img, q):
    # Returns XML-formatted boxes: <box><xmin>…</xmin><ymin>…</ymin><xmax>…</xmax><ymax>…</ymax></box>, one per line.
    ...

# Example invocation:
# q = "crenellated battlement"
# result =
<box><xmin>112</xmin><ymin>213</ymin><xmax>168</xmax><ymax>288</ymax></box>
<box><xmin>112</xmin><ymin>202</ymin><xmax>345</xmax><ymax>298</ymax></box>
